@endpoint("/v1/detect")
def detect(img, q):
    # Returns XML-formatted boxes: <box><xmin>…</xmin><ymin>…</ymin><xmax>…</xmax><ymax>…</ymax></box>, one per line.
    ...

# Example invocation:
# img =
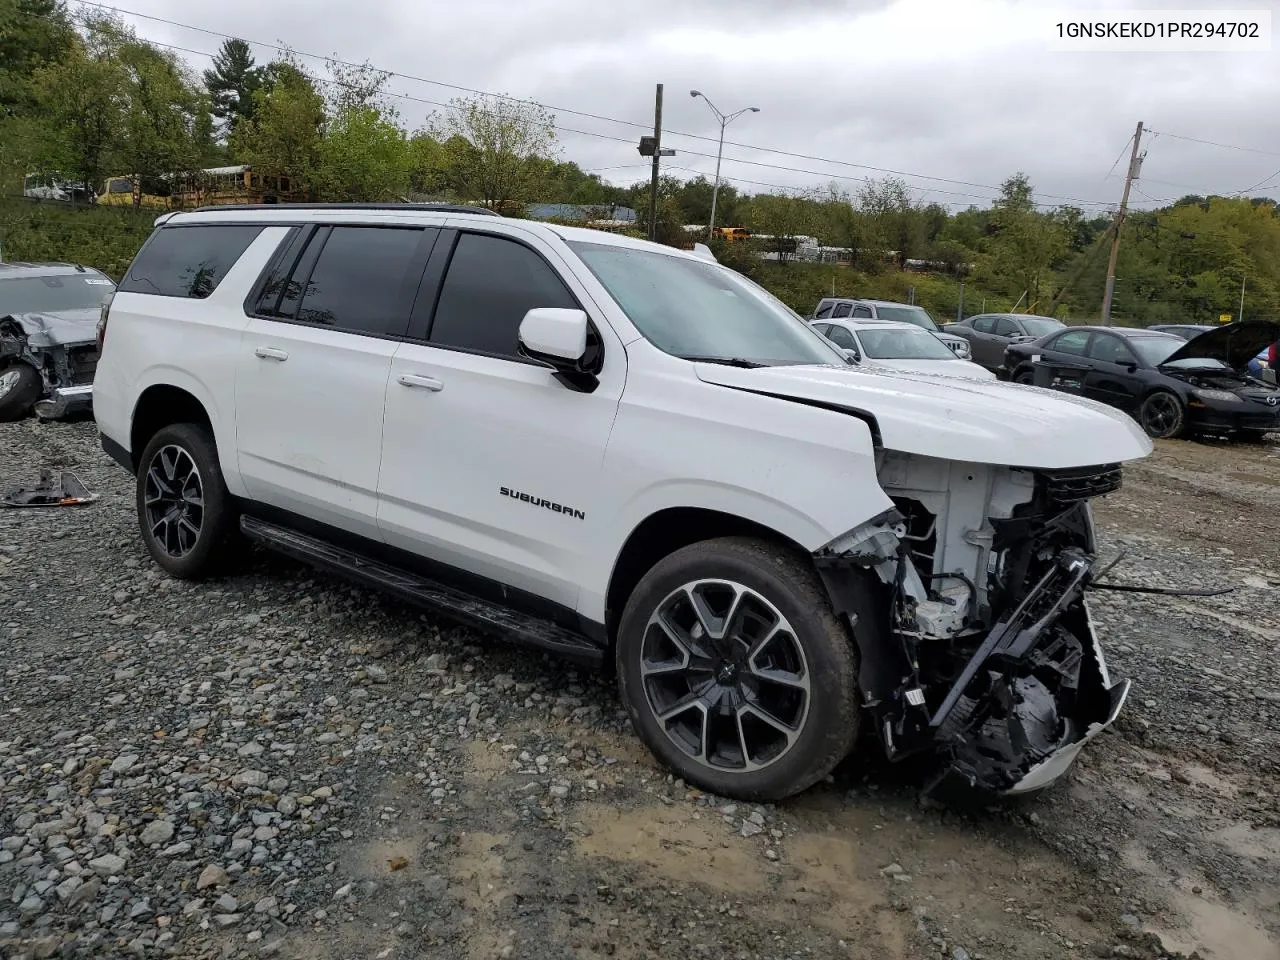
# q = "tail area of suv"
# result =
<box><xmin>94</xmin><ymin>203</ymin><xmax>1152</xmax><ymax>806</ymax></box>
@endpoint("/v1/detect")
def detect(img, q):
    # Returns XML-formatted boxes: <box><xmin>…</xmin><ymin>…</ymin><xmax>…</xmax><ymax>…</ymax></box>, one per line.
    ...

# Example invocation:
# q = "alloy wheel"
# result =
<box><xmin>0</xmin><ymin>369</ymin><xmax>20</xmax><ymax>398</ymax></box>
<box><xmin>639</xmin><ymin>579</ymin><xmax>811</xmax><ymax>773</ymax></box>
<box><xmin>143</xmin><ymin>445</ymin><xmax>205</xmax><ymax>558</ymax></box>
<box><xmin>1142</xmin><ymin>393</ymin><xmax>1181</xmax><ymax>437</ymax></box>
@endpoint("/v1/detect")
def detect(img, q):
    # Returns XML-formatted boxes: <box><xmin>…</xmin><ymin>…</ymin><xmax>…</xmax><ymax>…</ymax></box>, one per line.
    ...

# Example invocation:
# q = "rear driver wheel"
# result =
<box><xmin>136</xmin><ymin>423</ymin><xmax>238</xmax><ymax>579</ymax></box>
<box><xmin>616</xmin><ymin>537</ymin><xmax>859</xmax><ymax>801</ymax></box>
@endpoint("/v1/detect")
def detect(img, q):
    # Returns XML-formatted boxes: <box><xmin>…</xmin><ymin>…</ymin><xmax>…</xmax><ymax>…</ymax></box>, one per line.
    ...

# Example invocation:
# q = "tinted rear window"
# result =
<box><xmin>119</xmin><ymin>225</ymin><xmax>263</xmax><ymax>299</ymax></box>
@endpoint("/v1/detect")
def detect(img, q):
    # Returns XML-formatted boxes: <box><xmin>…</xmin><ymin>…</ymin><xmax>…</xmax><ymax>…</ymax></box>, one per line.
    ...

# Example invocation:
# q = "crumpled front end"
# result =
<box><xmin>1</xmin><ymin>312</ymin><xmax>99</xmax><ymax>419</ymax></box>
<box><xmin>814</xmin><ymin>451</ymin><xmax>1131</xmax><ymax>803</ymax></box>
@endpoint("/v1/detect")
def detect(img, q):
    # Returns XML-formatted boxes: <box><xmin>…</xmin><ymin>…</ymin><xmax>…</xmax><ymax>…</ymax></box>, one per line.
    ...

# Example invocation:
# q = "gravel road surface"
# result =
<box><xmin>2</xmin><ymin>418</ymin><xmax>1278</xmax><ymax>960</ymax></box>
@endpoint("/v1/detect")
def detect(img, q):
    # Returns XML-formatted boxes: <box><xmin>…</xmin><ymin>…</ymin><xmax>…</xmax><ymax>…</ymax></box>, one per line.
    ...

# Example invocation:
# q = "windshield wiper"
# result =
<box><xmin>678</xmin><ymin>355</ymin><xmax>770</xmax><ymax>368</ymax></box>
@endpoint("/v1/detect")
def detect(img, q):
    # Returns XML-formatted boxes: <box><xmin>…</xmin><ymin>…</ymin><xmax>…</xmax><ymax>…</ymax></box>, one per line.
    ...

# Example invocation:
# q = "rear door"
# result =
<box><xmin>234</xmin><ymin>222</ymin><xmax>438</xmax><ymax>540</ymax></box>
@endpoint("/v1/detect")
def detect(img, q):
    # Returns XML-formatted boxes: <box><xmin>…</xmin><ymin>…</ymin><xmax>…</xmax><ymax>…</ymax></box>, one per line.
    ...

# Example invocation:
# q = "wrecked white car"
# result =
<box><xmin>0</xmin><ymin>261</ymin><xmax>114</xmax><ymax>421</ymax></box>
<box><xmin>95</xmin><ymin>208</ymin><xmax>1154</xmax><ymax>805</ymax></box>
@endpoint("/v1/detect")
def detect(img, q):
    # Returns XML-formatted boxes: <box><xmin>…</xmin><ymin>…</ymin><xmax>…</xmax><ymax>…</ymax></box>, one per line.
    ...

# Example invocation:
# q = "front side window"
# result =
<box><xmin>119</xmin><ymin>225</ymin><xmax>263</xmax><ymax>299</ymax></box>
<box><xmin>992</xmin><ymin>317</ymin><xmax>1018</xmax><ymax>337</ymax></box>
<box><xmin>832</xmin><ymin>302</ymin><xmax>852</xmax><ymax>318</ymax></box>
<box><xmin>429</xmin><ymin>232</ymin><xmax>579</xmax><ymax>358</ymax></box>
<box><xmin>857</xmin><ymin>327</ymin><xmax>957</xmax><ymax>360</ymax></box>
<box><xmin>568</xmin><ymin>240</ymin><xmax>844</xmax><ymax>366</ymax></box>
<box><xmin>825</xmin><ymin>325</ymin><xmax>859</xmax><ymax>351</ymax></box>
<box><xmin>1087</xmin><ymin>334</ymin><xmax>1137</xmax><ymax>365</ymax></box>
<box><xmin>852</xmin><ymin>305</ymin><xmax>873</xmax><ymax>318</ymax></box>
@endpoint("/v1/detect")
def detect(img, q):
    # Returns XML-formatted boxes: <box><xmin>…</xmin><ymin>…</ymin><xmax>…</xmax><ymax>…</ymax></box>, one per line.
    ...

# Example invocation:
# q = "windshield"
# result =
<box><xmin>857</xmin><ymin>327</ymin><xmax>956</xmax><ymax>360</ymax></box>
<box><xmin>871</xmin><ymin>304</ymin><xmax>939</xmax><ymax>331</ymax></box>
<box><xmin>1022</xmin><ymin>316</ymin><xmax>1064</xmax><ymax>337</ymax></box>
<box><xmin>0</xmin><ymin>274</ymin><xmax>115</xmax><ymax>315</ymax></box>
<box><xmin>1128</xmin><ymin>336</ymin><xmax>1184</xmax><ymax>366</ymax></box>
<box><xmin>567</xmin><ymin>241</ymin><xmax>844</xmax><ymax>366</ymax></box>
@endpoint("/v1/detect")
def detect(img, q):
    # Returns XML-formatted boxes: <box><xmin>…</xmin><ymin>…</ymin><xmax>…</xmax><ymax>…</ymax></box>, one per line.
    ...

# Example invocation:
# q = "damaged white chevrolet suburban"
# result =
<box><xmin>93</xmin><ymin>204</ymin><xmax>1152</xmax><ymax>804</ymax></box>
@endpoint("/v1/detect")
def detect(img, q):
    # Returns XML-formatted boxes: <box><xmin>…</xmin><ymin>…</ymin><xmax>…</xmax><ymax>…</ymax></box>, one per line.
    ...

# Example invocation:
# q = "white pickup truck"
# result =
<box><xmin>93</xmin><ymin>203</ymin><xmax>1150</xmax><ymax>804</ymax></box>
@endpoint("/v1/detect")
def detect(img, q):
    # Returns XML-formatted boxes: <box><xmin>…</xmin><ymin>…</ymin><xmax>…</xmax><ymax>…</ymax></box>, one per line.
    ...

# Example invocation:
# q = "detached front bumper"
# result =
<box><xmin>34</xmin><ymin>383</ymin><xmax>93</xmax><ymax>420</ymax></box>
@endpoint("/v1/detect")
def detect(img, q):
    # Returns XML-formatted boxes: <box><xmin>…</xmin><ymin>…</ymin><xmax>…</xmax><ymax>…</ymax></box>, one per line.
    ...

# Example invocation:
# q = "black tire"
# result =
<box><xmin>1138</xmin><ymin>389</ymin><xmax>1185</xmax><ymax>439</ymax></box>
<box><xmin>135</xmin><ymin>422</ymin><xmax>238</xmax><ymax>579</ymax></box>
<box><xmin>1013</xmin><ymin>367</ymin><xmax>1035</xmax><ymax>385</ymax></box>
<box><xmin>0</xmin><ymin>363</ymin><xmax>41</xmax><ymax>422</ymax></box>
<box><xmin>616</xmin><ymin>536</ymin><xmax>859</xmax><ymax>802</ymax></box>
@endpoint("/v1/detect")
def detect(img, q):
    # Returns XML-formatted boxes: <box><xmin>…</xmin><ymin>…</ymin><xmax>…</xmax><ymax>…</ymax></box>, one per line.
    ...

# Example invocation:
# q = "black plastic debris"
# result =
<box><xmin>2</xmin><ymin>468</ymin><xmax>99</xmax><ymax>507</ymax></box>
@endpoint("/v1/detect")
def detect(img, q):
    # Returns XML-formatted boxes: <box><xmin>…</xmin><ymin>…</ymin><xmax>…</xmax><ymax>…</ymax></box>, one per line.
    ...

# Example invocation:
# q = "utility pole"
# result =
<box><xmin>1101</xmin><ymin>121</ymin><xmax>1144</xmax><ymax>325</ymax></box>
<box><xmin>1238</xmin><ymin>274</ymin><xmax>1246</xmax><ymax>322</ymax></box>
<box><xmin>636</xmin><ymin>84</ymin><xmax>675</xmax><ymax>242</ymax></box>
<box><xmin>648</xmin><ymin>84</ymin><xmax>663</xmax><ymax>242</ymax></box>
<box><xmin>956</xmin><ymin>282</ymin><xmax>964</xmax><ymax>322</ymax></box>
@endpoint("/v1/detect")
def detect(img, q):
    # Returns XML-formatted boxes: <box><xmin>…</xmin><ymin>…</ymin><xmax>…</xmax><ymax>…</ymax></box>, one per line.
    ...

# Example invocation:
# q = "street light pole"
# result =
<box><xmin>690</xmin><ymin>90</ymin><xmax>759</xmax><ymax>239</ymax></box>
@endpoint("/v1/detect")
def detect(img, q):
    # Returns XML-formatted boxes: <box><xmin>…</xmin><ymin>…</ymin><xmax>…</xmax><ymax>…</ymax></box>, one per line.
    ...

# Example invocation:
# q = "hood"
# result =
<box><xmin>864</xmin><ymin>358</ymin><xmax>996</xmax><ymax>381</ymax></box>
<box><xmin>1162</xmin><ymin>319</ymin><xmax>1280</xmax><ymax>370</ymax></box>
<box><xmin>1</xmin><ymin>308</ymin><xmax>100</xmax><ymax>348</ymax></box>
<box><xmin>692</xmin><ymin>362</ymin><xmax>1152</xmax><ymax>469</ymax></box>
<box><xmin>934</xmin><ymin>330</ymin><xmax>966</xmax><ymax>344</ymax></box>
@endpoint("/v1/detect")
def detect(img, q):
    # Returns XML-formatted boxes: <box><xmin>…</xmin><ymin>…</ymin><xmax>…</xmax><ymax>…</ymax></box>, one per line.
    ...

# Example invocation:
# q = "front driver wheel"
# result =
<box><xmin>136</xmin><ymin>423</ymin><xmax>238</xmax><ymax>579</ymax></box>
<box><xmin>1139</xmin><ymin>390</ymin><xmax>1185</xmax><ymax>439</ymax></box>
<box><xmin>1013</xmin><ymin>368</ymin><xmax>1035</xmax><ymax>385</ymax></box>
<box><xmin>616</xmin><ymin>537</ymin><xmax>859</xmax><ymax>802</ymax></box>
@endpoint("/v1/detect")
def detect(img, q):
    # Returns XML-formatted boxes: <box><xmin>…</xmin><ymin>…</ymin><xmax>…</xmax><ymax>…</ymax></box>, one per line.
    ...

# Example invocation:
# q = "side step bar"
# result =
<box><xmin>239</xmin><ymin>515</ymin><xmax>604</xmax><ymax>667</ymax></box>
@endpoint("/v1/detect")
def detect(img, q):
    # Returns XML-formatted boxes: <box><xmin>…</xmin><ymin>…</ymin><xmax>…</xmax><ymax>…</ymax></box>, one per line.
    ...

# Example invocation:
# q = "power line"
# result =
<box><xmin>1143</xmin><ymin>129</ymin><xmax>1280</xmax><ymax>159</ymax></box>
<box><xmin>71</xmin><ymin>0</ymin><xmax>1132</xmax><ymax>210</ymax></box>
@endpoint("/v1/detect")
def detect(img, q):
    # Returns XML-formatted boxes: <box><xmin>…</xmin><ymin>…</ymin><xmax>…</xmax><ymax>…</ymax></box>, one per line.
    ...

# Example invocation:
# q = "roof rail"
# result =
<box><xmin>184</xmin><ymin>202</ymin><xmax>501</xmax><ymax>216</ymax></box>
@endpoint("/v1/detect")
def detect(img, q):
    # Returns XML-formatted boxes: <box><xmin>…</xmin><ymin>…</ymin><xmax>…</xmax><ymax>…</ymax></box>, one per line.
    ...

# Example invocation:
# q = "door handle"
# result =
<box><xmin>398</xmin><ymin>374</ymin><xmax>444</xmax><ymax>392</ymax></box>
<box><xmin>254</xmin><ymin>346</ymin><xmax>289</xmax><ymax>361</ymax></box>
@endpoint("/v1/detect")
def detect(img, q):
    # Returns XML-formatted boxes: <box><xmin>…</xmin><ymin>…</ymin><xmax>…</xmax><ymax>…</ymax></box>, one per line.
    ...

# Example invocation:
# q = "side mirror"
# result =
<box><xmin>518</xmin><ymin>307</ymin><xmax>599</xmax><ymax>392</ymax></box>
<box><xmin>842</xmin><ymin>348</ymin><xmax>861</xmax><ymax>364</ymax></box>
<box><xmin>1123</xmin><ymin>361</ymin><xmax>1138</xmax><ymax>373</ymax></box>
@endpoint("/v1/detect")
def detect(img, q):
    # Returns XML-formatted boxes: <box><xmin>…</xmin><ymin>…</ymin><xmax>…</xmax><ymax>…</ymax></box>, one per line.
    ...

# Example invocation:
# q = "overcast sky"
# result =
<box><xmin>102</xmin><ymin>0</ymin><xmax>1280</xmax><ymax>213</ymax></box>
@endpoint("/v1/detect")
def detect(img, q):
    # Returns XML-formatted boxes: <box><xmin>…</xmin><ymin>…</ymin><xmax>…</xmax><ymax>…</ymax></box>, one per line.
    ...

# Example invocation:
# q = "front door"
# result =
<box><xmin>377</xmin><ymin>225</ymin><xmax>625</xmax><ymax>613</ymax></box>
<box><xmin>1082</xmin><ymin>332</ymin><xmax>1143</xmax><ymax>412</ymax></box>
<box><xmin>234</xmin><ymin>223</ymin><xmax>437</xmax><ymax>540</ymax></box>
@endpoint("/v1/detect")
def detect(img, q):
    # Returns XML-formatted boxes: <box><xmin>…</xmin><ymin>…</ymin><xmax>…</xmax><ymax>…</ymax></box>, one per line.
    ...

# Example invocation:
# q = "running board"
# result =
<box><xmin>239</xmin><ymin>515</ymin><xmax>603</xmax><ymax>666</ymax></box>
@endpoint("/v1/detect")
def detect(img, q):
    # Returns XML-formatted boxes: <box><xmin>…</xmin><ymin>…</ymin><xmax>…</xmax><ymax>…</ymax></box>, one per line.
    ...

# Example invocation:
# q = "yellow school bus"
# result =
<box><xmin>96</xmin><ymin>174</ymin><xmax>173</xmax><ymax>210</ymax></box>
<box><xmin>170</xmin><ymin>165</ymin><xmax>300</xmax><ymax>207</ymax></box>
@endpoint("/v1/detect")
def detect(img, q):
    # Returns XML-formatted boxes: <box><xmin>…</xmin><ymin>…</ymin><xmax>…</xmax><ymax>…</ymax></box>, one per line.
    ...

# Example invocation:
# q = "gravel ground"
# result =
<box><xmin>2</xmin><ymin>418</ymin><xmax>1278</xmax><ymax>960</ymax></box>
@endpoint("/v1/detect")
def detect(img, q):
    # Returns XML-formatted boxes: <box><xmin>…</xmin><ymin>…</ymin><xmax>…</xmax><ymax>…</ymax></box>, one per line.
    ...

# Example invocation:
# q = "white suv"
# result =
<box><xmin>94</xmin><ymin>203</ymin><xmax>1151</xmax><ymax>804</ymax></box>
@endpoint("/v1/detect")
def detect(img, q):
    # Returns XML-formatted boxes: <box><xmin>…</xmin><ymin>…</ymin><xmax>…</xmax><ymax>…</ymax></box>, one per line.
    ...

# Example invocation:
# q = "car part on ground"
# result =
<box><xmin>96</xmin><ymin>203</ymin><xmax>1156</xmax><ymax>808</ymax></box>
<box><xmin>1</xmin><ymin>468</ymin><xmax>99</xmax><ymax>507</ymax></box>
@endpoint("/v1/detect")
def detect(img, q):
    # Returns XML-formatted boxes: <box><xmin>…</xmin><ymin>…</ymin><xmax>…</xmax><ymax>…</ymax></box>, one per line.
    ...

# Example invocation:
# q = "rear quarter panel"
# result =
<box><xmin>94</xmin><ymin>226</ymin><xmax>289</xmax><ymax>494</ymax></box>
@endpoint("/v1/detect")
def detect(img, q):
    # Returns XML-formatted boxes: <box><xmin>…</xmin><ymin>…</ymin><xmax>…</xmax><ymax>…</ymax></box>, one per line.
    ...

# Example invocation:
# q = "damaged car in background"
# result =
<box><xmin>0</xmin><ymin>261</ymin><xmax>115</xmax><ymax>422</ymax></box>
<box><xmin>95</xmin><ymin>208</ymin><xmax>1170</xmax><ymax>807</ymax></box>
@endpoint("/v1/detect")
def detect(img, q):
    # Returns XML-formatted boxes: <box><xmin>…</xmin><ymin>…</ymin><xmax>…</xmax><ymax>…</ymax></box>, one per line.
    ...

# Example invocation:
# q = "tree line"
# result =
<box><xmin>2</xmin><ymin>0</ymin><xmax>1278</xmax><ymax>325</ymax></box>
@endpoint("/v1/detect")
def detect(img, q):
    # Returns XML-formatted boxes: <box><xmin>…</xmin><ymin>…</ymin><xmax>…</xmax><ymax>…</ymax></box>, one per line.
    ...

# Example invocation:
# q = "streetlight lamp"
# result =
<box><xmin>690</xmin><ymin>90</ymin><xmax>759</xmax><ymax>239</ymax></box>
